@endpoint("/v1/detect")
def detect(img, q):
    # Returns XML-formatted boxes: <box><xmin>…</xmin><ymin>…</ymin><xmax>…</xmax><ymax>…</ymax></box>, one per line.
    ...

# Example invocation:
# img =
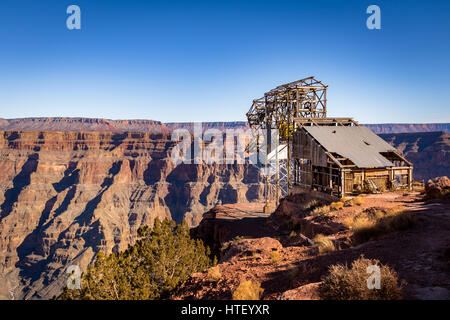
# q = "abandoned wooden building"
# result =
<box><xmin>292</xmin><ymin>126</ymin><xmax>413</xmax><ymax>196</ymax></box>
<box><xmin>246</xmin><ymin>76</ymin><xmax>413</xmax><ymax>202</ymax></box>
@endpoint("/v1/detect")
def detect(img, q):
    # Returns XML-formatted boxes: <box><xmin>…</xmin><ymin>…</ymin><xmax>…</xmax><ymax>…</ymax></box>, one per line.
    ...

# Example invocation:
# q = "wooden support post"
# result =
<box><xmin>362</xmin><ymin>169</ymin><xmax>365</xmax><ymax>190</ymax></box>
<box><xmin>408</xmin><ymin>167</ymin><xmax>413</xmax><ymax>191</ymax></box>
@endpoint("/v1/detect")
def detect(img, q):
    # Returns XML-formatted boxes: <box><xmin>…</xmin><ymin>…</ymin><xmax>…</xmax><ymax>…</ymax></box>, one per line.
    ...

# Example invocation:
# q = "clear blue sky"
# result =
<box><xmin>0</xmin><ymin>0</ymin><xmax>449</xmax><ymax>123</ymax></box>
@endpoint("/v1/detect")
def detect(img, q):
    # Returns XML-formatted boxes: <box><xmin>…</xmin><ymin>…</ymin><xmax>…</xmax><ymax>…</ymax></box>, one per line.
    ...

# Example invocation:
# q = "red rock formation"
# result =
<box><xmin>0</xmin><ymin>118</ymin><xmax>170</xmax><ymax>133</ymax></box>
<box><xmin>0</xmin><ymin>131</ymin><xmax>264</xmax><ymax>299</ymax></box>
<box><xmin>380</xmin><ymin>131</ymin><xmax>450</xmax><ymax>181</ymax></box>
<box><xmin>2</xmin><ymin>118</ymin><xmax>448</xmax><ymax>135</ymax></box>
<box><xmin>425</xmin><ymin>176</ymin><xmax>450</xmax><ymax>199</ymax></box>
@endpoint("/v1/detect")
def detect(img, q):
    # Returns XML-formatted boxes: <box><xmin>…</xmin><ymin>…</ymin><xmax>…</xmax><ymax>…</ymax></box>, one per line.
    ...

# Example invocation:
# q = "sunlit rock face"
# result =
<box><xmin>0</xmin><ymin>130</ymin><xmax>264</xmax><ymax>299</ymax></box>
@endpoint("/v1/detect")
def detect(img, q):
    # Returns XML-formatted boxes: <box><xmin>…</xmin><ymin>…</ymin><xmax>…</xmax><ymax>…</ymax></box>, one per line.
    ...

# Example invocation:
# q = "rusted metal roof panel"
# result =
<box><xmin>303</xmin><ymin>126</ymin><xmax>396</xmax><ymax>168</ymax></box>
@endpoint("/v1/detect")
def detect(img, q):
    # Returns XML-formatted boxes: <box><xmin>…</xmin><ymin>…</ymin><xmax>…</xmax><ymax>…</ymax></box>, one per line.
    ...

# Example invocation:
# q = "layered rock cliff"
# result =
<box><xmin>380</xmin><ymin>131</ymin><xmax>450</xmax><ymax>181</ymax></box>
<box><xmin>1</xmin><ymin>118</ymin><xmax>448</xmax><ymax>134</ymax></box>
<box><xmin>0</xmin><ymin>118</ymin><xmax>170</xmax><ymax>133</ymax></box>
<box><xmin>0</xmin><ymin>131</ymin><xmax>264</xmax><ymax>299</ymax></box>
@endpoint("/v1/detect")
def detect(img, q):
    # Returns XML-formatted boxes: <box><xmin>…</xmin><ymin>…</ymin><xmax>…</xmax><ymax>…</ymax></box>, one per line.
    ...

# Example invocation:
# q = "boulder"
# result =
<box><xmin>221</xmin><ymin>237</ymin><xmax>282</xmax><ymax>262</ymax></box>
<box><xmin>279</xmin><ymin>282</ymin><xmax>321</xmax><ymax>300</ymax></box>
<box><xmin>425</xmin><ymin>176</ymin><xmax>450</xmax><ymax>199</ymax></box>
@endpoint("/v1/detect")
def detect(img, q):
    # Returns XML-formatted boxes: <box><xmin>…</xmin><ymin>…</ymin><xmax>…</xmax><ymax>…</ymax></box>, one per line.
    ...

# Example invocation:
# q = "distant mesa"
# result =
<box><xmin>0</xmin><ymin>117</ymin><xmax>448</xmax><ymax>134</ymax></box>
<box><xmin>0</xmin><ymin>117</ymin><xmax>170</xmax><ymax>133</ymax></box>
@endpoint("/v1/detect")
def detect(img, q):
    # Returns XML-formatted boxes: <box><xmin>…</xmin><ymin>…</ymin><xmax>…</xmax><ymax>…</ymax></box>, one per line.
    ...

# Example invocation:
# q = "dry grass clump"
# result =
<box><xmin>345</xmin><ymin>207</ymin><xmax>417</xmax><ymax>244</ymax></box>
<box><xmin>207</xmin><ymin>266</ymin><xmax>222</xmax><ymax>282</ymax></box>
<box><xmin>330</xmin><ymin>201</ymin><xmax>344</xmax><ymax>211</ymax></box>
<box><xmin>319</xmin><ymin>256</ymin><xmax>403</xmax><ymax>300</ymax></box>
<box><xmin>313</xmin><ymin>234</ymin><xmax>336</xmax><ymax>254</ymax></box>
<box><xmin>311</xmin><ymin>205</ymin><xmax>330</xmax><ymax>216</ymax></box>
<box><xmin>341</xmin><ymin>196</ymin><xmax>364</xmax><ymax>207</ymax></box>
<box><xmin>351</xmin><ymin>195</ymin><xmax>365</xmax><ymax>206</ymax></box>
<box><xmin>270</xmin><ymin>251</ymin><xmax>281</xmax><ymax>265</ymax></box>
<box><xmin>232</xmin><ymin>280</ymin><xmax>264</xmax><ymax>300</ymax></box>
<box><xmin>385</xmin><ymin>206</ymin><xmax>403</xmax><ymax>216</ymax></box>
<box><xmin>341</xmin><ymin>197</ymin><xmax>352</xmax><ymax>207</ymax></box>
<box><xmin>304</xmin><ymin>199</ymin><xmax>320</xmax><ymax>211</ymax></box>
<box><xmin>280</xmin><ymin>219</ymin><xmax>301</xmax><ymax>233</ymax></box>
<box><xmin>344</xmin><ymin>215</ymin><xmax>376</xmax><ymax>232</ymax></box>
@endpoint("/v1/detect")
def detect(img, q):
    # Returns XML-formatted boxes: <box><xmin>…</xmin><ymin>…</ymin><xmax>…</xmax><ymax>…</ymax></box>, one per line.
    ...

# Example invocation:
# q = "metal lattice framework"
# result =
<box><xmin>247</xmin><ymin>76</ymin><xmax>328</xmax><ymax>141</ymax></box>
<box><xmin>246</xmin><ymin>77</ymin><xmax>329</xmax><ymax>210</ymax></box>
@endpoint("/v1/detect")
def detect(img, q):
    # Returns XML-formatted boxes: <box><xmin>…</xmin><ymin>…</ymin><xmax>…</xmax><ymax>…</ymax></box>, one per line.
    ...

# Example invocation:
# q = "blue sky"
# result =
<box><xmin>0</xmin><ymin>0</ymin><xmax>449</xmax><ymax>123</ymax></box>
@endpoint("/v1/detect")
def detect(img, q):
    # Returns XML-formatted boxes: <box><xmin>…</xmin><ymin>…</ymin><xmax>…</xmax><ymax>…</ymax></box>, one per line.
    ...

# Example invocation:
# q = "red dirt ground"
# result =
<box><xmin>173</xmin><ymin>192</ymin><xmax>450</xmax><ymax>300</ymax></box>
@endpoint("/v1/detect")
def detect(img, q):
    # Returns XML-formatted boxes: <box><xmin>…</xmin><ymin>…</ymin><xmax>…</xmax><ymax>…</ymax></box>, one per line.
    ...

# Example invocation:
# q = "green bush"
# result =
<box><xmin>59</xmin><ymin>218</ymin><xmax>211</xmax><ymax>300</ymax></box>
<box><xmin>319</xmin><ymin>256</ymin><xmax>403</xmax><ymax>300</ymax></box>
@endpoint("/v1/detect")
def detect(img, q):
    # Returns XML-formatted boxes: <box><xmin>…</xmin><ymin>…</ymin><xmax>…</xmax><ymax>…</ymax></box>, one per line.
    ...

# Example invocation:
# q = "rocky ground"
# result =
<box><xmin>173</xmin><ymin>191</ymin><xmax>450</xmax><ymax>300</ymax></box>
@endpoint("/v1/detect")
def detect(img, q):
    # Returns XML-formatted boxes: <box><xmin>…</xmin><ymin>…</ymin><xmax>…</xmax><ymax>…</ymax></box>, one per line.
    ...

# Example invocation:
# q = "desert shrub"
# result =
<box><xmin>311</xmin><ymin>205</ymin><xmax>330</xmax><ymax>216</ymax></box>
<box><xmin>280</xmin><ymin>219</ymin><xmax>301</xmax><ymax>232</ymax></box>
<box><xmin>270</xmin><ymin>251</ymin><xmax>281</xmax><ymax>265</ymax></box>
<box><xmin>385</xmin><ymin>206</ymin><xmax>403</xmax><ymax>217</ymax></box>
<box><xmin>330</xmin><ymin>201</ymin><xmax>344</xmax><ymax>211</ymax></box>
<box><xmin>207</xmin><ymin>266</ymin><xmax>222</xmax><ymax>282</ymax></box>
<box><xmin>351</xmin><ymin>196</ymin><xmax>364</xmax><ymax>206</ymax></box>
<box><xmin>232</xmin><ymin>280</ymin><xmax>264</xmax><ymax>300</ymax></box>
<box><xmin>58</xmin><ymin>218</ymin><xmax>211</xmax><ymax>300</ymax></box>
<box><xmin>349</xmin><ymin>216</ymin><xmax>377</xmax><ymax>232</ymax></box>
<box><xmin>304</xmin><ymin>200</ymin><xmax>320</xmax><ymax>211</ymax></box>
<box><xmin>350</xmin><ymin>210</ymin><xmax>417</xmax><ymax>245</ymax></box>
<box><xmin>319</xmin><ymin>256</ymin><xmax>403</xmax><ymax>300</ymax></box>
<box><xmin>233</xmin><ymin>236</ymin><xmax>244</xmax><ymax>242</ymax></box>
<box><xmin>374</xmin><ymin>211</ymin><xmax>385</xmax><ymax>220</ymax></box>
<box><xmin>344</xmin><ymin>207</ymin><xmax>417</xmax><ymax>245</ymax></box>
<box><xmin>313</xmin><ymin>234</ymin><xmax>335</xmax><ymax>254</ymax></box>
<box><xmin>378</xmin><ymin>212</ymin><xmax>417</xmax><ymax>232</ymax></box>
<box><xmin>341</xmin><ymin>197</ymin><xmax>352</xmax><ymax>207</ymax></box>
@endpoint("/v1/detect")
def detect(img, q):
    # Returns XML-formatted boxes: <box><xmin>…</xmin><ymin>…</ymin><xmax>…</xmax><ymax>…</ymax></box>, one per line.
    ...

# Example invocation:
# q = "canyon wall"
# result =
<box><xmin>0</xmin><ymin>131</ymin><xmax>264</xmax><ymax>299</ymax></box>
<box><xmin>1</xmin><ymin>118</ymin><xmax>448</xmax><ymax>134</ymax></box>
<box><xmin>0</xmin><ymin>118</ymin><xmax>170</xmax><ymax>133</ymax></box>
<box><xmin>379</xmin><ymin>131</ymin><xmax>450</xmax><ymax>181</ymax></box>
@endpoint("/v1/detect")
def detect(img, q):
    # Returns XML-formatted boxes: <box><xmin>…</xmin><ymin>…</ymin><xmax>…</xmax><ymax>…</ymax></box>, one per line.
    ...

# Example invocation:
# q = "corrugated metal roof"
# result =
<box><xmin>303</xmin><ymin>126</ymin><xmax>396</xmax><ymax>168</ymax></box>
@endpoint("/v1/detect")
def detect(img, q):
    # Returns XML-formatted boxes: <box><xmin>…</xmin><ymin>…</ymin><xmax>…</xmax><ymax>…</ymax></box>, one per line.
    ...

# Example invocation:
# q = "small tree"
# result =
<box><xmin>59</xmin><ymin>218</ymin><xmax>211</xmax><ymax>300</ymax></box>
